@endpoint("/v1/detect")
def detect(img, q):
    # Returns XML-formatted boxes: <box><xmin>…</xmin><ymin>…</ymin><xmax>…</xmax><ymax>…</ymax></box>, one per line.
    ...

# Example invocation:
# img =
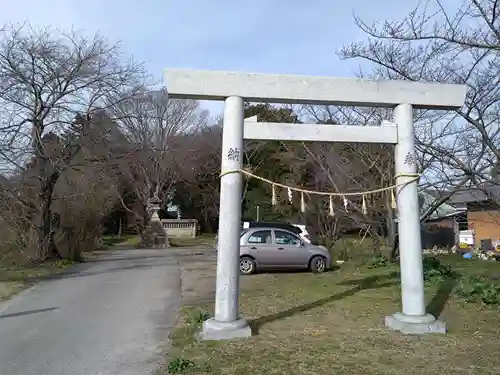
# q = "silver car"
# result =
<box><xmin>217</xmin><ymin>227</ymin><xmax>331</xmax><ymax>274</ymax></box>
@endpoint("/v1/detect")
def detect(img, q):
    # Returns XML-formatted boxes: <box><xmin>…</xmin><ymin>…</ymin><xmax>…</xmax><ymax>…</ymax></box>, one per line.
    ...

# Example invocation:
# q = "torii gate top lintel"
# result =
<box><xmin>164</xmin><ymin>68</ymin><xmax>467</xmax><ymax>110</ymax></box>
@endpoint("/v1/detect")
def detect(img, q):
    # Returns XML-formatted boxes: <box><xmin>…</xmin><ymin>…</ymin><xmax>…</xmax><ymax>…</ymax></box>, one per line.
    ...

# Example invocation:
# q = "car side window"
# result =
<box><xmin>247</xmin><ymin>230</ymin><xmax>272</xmax><ymax>245</ymax></box>
<box><xmin>274</xmin><ymin>231</ymin><xmax>301</xmax><ymax>245</ymax></box>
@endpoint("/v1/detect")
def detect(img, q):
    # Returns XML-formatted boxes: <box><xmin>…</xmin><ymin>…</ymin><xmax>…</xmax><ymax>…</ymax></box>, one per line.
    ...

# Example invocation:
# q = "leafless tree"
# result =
<box><xmin>177</xmin><ymin>123</ymin><xmax>223</xmax><ymax>232</ymax></box>
<box><xmin>340</xmin><ymin>0</ymin><xmax>500</xmax><ymax>214</ymax></box>
<box><xmin>272</xmin><ymin>106</ymin><xmax>394</xmax><ymax>253</ymax></box>
<box><xmin>0</xmin><ymin>24</ymin><xmax>147</xmax><ymax>259</ymax></box>
<box><xmin>110</xmin><ymin>89</ymin><xmax>208</xmax><ymax>227</ymax></box>
<box><xmin>334</xmin><ymin>0</ymin><xmax>500</xmax><ymax>258</ymax></box>
<box><xmin>52</xmin><ymin>164</ymin><xmax>118</xmax><ymax>260</ymax></box>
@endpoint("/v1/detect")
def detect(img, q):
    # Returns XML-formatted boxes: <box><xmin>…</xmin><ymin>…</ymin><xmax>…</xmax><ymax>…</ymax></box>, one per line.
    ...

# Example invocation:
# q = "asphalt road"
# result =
<box><xmin>0</xmin><ymin>249</ymin><xmax>181</xmax><ymax>375</ymax></box>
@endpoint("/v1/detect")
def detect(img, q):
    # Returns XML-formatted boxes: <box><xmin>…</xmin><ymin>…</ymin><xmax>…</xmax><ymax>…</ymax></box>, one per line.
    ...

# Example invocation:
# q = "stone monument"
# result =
<box><xmin>138</xmin><ymin>196</ymin><xmax>170</xmax><ymax>248</ymax></box>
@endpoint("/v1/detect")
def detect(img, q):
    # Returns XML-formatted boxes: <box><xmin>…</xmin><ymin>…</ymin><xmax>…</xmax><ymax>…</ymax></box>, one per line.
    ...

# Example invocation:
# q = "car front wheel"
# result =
<box><xmin>309</xmin><ymin>256</ymin><xmax>327</xmax><ymax>273</ymax></box>
<box><xmin>239</xmin><ymin>256</ymin><xmax>256</xmax><ymax>275</ymax></box>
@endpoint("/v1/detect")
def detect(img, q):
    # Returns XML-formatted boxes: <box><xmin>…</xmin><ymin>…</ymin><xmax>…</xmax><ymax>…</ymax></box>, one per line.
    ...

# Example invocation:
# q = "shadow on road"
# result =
<box><xmin>0</xmin><ymin>307</ymin><xmax>58</xmax><ymax>319</ymax></box>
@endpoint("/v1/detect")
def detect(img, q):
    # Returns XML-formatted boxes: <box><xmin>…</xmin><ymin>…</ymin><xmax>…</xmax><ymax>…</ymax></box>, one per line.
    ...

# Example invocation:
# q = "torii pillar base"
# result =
<box><xmin>385</xmin><ymin>313</ymin><xmax>446</xmax><ymax>335</ymax></box>
<box><xmin>200</xmin><ymin>318</ymin><xmax>252</xmax><ymax>341</ymax></box>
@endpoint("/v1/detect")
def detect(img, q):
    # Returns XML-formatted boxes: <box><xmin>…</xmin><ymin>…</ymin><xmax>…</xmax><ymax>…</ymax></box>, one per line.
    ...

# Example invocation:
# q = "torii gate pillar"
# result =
<box><xmin>165</xmin><ymin>68</ymin><xmax>467</xmax><ymax>339</ymax></box>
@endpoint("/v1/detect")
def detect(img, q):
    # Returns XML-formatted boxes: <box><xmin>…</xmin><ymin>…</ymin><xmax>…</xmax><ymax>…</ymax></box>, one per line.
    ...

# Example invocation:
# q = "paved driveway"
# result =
<box><xmin>0</xmin><ymin>249</ymin><xmax>181</xmax><ymax>375</ymax></box>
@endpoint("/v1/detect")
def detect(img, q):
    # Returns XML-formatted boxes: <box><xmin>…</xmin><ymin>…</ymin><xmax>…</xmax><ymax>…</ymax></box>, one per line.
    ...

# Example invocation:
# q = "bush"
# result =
<box><xmin>192</xmin><ymin>310</ymin><xmax>211</xmax><ymax>324</ymax></box>
<box><xmin>166</xmin><ymin>357</ymin><xmax>212</xmax><ymax>374</ymax></box>
<box><xmin>326</xmin><ymin>237</ymin><xmax>362</xmax><ymax>261</ymax></box>
<box><xmin>365</xmin><ymin>255</ymin><xmax>390</xmax><ymax>268</ymax></box>
<box><xmin>167</xmin><ymin>357</ymin><xmax>196</xmax><ymax>374</ymax></box>
<box><xmin>316</xmin><ymin>235</ymin><xmax>335</xmax><ymax>249</ymax></box>
<box><xmin>455</xmin><ymin>275</ymin><xmax>500</xmax><ymax>305</ymax></box>
<box><xmin>422</xmin><ymin>256</ymin><xmax>459</xmax><ymax>282</ymax></box>
<box><xmin>183</xmin><ymin>308</ymin><xmax>211</xmax><ymax>325</ymax></box>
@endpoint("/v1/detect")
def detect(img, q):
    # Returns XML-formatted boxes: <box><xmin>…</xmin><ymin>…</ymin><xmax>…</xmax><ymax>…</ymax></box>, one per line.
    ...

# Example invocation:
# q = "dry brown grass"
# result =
<box><xmin>176</xmin><ymin>250</ymin><xmax>217</xmax><ymax>306</ymax></box>
<box><xmin>164</xmin><ymin>254</ymin><xmax>500</xmax><ymax>375</ymax></box>
<box><xmin>0</xmin><ymin>260</ymin><xmax>73</xmax><ymax>301</ymax></box>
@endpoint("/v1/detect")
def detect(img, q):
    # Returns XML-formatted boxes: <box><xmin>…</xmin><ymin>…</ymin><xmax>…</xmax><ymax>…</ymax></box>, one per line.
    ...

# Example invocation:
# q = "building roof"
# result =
<box><xmin>395</xmin><ymin>191</ymin><xmax>463</xmax><ymax>223</ymax></box>
<box><xmin>447</xmin><ymin>182</ymin><xmax>500</xmax><ymax>204</ymax></box>
<box><xmin>420</xmin><ymin>191</ymin><xmax>462</xmax><ymax>220</ymax></box>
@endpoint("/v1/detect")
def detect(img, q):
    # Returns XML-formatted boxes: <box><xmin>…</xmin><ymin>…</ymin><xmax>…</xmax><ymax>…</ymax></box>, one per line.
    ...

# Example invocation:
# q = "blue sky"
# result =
<box><xmin>1</xmin><ymin>0</ymin><xmax>437</xmax><ymax>116</ymax></box>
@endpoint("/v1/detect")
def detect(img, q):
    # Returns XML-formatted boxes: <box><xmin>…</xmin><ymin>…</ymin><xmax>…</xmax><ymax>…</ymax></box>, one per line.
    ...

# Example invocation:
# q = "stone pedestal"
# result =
<box><xmin>138</xmin><ymin>220</ymin><xmax>170</xmax><ymax>248</ymax></box>
<box><xmin>200</xmin><ymin>318</ymin><xmax>252</xmax><ymax>340</ymax></box>
<box><xmin>138</xmin><ymin>202</ymin><xmax>170</xmax><ymax>248</ymax></box>
<box><xmin>385</xmin><ymin>312</ymin><xmax>446</xmax><ymax>334</ymax></box>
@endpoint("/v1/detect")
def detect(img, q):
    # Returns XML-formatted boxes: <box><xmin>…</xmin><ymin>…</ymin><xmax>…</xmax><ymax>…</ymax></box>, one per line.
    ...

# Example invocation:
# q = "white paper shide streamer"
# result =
<box><xmin>343</xmin><ymin>195</ymin><xmax>349</xmax><ymax>212</ymax></box>
<box><xmin>391</xmin><ymin>190</ymin><xmax>397</xmax><ymax>209</ymax></box>
<box><xmin>300</xmin><ymin>192</ymin><xmax>306</xmax><ymax>213</ymax></box>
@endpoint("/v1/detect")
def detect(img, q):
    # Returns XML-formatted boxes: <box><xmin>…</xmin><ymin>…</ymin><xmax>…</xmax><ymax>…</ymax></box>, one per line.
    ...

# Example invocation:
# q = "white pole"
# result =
<box><xmin>215</xmin><ymin>96</ymin><xmax>244</xmax><ymax>322</ymax></box>
<box><xmin>386</xmin><ymin>103</ymin><xmax>445</xmax><ymax>334</ymax></box>
<box><xmin>201</xmin><ymin>96</ymin><xmax>251</xmax><ymax>340</ymax></box>
<box><xmin>394</xmin><ymin>103</ymin><xmax>426</xmax><ymax>316</ymax></box>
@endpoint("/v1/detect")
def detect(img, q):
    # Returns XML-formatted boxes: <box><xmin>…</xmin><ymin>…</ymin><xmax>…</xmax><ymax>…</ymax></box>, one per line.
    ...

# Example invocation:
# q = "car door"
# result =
<box><xmin>272</xmin><ymin>230</ymin><xmax>309</xmax><ymax>267</ymax></box>
<box><xmin>242</xmin><ymin>230</ymin><xmax>274</xmax><ymax>267</ymax></box>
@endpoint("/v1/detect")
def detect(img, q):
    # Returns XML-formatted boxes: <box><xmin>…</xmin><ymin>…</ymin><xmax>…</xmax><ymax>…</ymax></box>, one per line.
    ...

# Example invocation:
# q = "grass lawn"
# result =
<box><xmin>170</xmin><ymin>234</ymin><xmax>216</xmax><ymax>248</ymax></box>
<box><xmin>164</xmin><ymin>255</ymin><xmax>500</xmax><ymax>375</ymax></box>
<box><xmin>100</xmin><ymin>234</ymin><xmax>141</xmax><ymax>249</ymax></box>
<box><xmin>0</xmin><ymin>259</ymin><xmax>74</xmax><ymax>301</ymax></box>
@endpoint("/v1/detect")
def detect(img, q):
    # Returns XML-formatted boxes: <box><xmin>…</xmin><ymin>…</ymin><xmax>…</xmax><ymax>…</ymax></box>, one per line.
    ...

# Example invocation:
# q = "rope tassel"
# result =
<box><xmin>272</xmin><ymin>184</ymin><xmax>277</xmax><ymax>206</ymax></box>
<box><xmin>361</xmin><ymin>194</ymin><xmax>367</xmax><ymax>215</ymax></box>
<box><xmin>300</xmin><ymin>192</ymin><xmax>306</xmax><ymax>213</ymax></box>
<box><xmin>329</xmin><ymin>195</ymin><xmax>335</xmax><ymax>217</ymax></box>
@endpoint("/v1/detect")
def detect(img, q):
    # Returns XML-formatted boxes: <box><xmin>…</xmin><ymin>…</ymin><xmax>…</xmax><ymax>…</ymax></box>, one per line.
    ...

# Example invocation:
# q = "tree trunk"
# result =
<box><xmin>117</xmin><ymin>217</ymin><xmax>123</xmax><ymax>237</ymax></box>
<box><xmin>39</xmin><ymin>173</ymin><xmax>61</xmax><ymax>260</ymax></box>
<box><xmin>382</xmin><ymin>189</ymin><xmax>398</xmax><ymax>262</ymax></box>
<box><xmin>369</xmin><ymin>226</ymin><xmax>383</xmax><ymax>257</ymax></box>
<box><xmin>390</xmin><ymin>234</ymin><xmax>399</xmax><ymax>262</ymax></box>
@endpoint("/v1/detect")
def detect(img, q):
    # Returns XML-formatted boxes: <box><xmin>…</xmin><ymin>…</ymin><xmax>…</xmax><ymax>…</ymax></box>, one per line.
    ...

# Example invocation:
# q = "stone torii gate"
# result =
<box><xmin>164</xmin><ymin>68</ymin><xmax>467</xmax><ymax>340</ymax></box>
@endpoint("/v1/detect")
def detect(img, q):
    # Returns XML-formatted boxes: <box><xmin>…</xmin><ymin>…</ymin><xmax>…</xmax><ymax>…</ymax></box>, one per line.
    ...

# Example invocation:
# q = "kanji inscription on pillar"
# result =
<box><xmin>404</xmin><ymin>152</ymin><xmax>416</xmax><ymax>166</ymax></box>
<box><xmin>226</xmin><ymin>147</ymin><xmax>241</xmax><ymax>162</ymax></box>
